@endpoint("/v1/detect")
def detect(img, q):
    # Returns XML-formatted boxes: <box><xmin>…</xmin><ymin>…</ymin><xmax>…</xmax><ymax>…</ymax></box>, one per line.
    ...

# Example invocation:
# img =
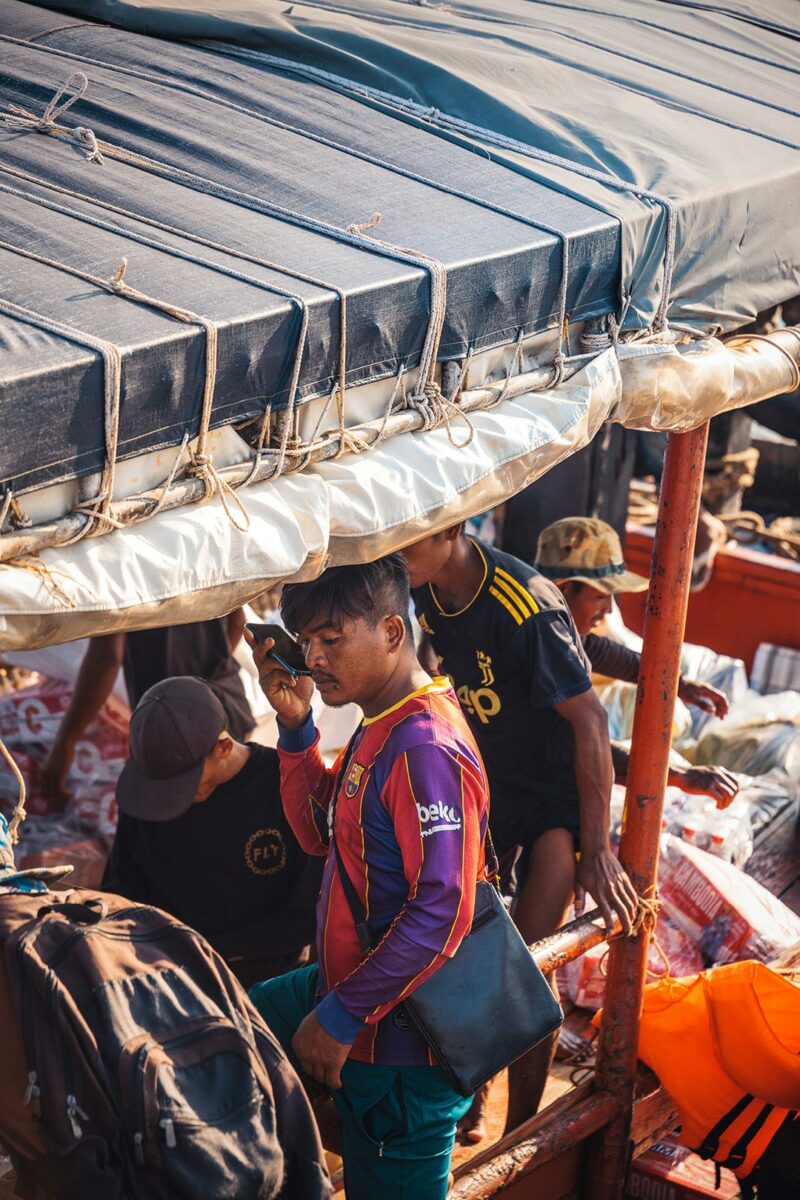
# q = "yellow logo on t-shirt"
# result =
<box><xmin>457</xmin><ymin>684</ymin><xmax>501</xmax><ymax>725</ymax></box>
<box><xmin>418</xmin><ymin>613</ymin><xmax>435</xmax><ymax>636</ymax></box>
<box><xmin>476</xmin><ymin>650</ymin><xmax>494</xmax><ymax>688</ymax></box>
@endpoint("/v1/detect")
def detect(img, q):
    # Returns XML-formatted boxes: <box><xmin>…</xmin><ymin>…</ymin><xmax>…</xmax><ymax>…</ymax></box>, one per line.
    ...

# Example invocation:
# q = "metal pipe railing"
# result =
<box><xmin>586</xmin><ymin>422</ymin><xmax>711</xmax><ymax>1198</ymax></box>
<box><xmin>530</xmin><ymin>907</ymin><xmax>620</xmax><ymax>975</ymax></box>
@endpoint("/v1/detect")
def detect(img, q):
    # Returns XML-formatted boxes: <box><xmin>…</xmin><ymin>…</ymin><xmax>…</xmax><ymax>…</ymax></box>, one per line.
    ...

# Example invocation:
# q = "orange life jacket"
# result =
<box><xmin>636</xmin><ymin>962</ymin><xmax>800</xmax><ymax>1178</ymax></box>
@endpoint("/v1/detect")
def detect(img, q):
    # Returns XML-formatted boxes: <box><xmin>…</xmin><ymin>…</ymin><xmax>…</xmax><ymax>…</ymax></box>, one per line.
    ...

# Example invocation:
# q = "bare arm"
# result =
<box><xmin>612</xmin><ymin>741</ymin><xmax>739</xmax><ymax>809</ymax></box>
<box><xmin>554</xmin><ymin>690</ymin><xmax>637</xmax><ymax>933</ymax></box>
<box><xmin>41</xmin><ymin>634</ymin><xmax>125</xmax><ymax>804</ymax></box>
<box><xmin>226</xmin><ymin>607</ymin><xmax>246</xmax><ymax>652</ymax></box>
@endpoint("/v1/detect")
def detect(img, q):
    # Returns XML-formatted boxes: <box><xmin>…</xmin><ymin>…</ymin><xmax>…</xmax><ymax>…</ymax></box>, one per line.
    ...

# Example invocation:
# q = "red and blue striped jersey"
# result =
<box><xmin>277</xmin><ymin>678</ymin><xmax>490</xmax><ymax>1066</ymax></box>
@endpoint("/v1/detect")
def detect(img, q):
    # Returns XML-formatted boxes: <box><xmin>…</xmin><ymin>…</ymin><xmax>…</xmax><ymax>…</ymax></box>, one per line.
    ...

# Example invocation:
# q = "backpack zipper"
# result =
<box><xmin>22</xmin><ymin>1070</ymin><xmax>40</xmax><ymax>1116</ymax></box>
<box><xmin>17</xmin><ymin>937</ymin><xmax>43</xmax><ymax>1121</ymax></box>
<box><xmin>66</xmin><ymin>1095</ymin><xmax>89</xmax><ymax>1139</ymax></box>
<box><xmin>159</xmin><ymin>1118</ymin><xmax>177</xmax><ymax>1149</ymax></box>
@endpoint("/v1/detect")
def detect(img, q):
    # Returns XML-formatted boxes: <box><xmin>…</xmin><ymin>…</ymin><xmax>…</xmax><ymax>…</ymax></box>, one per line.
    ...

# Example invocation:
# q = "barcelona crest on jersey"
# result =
<box><xmin>344</xmin><ymin>761</ymin><xmax>366</xmax><ymax>798</ymax></box>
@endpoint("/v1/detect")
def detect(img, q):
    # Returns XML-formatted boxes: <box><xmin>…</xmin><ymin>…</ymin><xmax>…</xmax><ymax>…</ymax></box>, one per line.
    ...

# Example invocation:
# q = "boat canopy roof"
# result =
<box><xmin>0</xmin><ymin>1</ymin><xmax>799</xmax><ymax>648</ymax></box>
<box><xmin>1</xmin><ymin>0</ymin><xmax>799</xmax><ymax>496</ymax></box>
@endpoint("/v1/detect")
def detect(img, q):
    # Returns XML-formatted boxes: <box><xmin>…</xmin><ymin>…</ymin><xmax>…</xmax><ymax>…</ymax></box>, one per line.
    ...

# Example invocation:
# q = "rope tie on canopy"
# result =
<box><xmin>0</xmin><ymin>167</ymin><xmax>313</xmax><ymax>488</ymax></box>
<box><xmin>209</xmin><ymin>42</ymin><xmax>676</xmax><ymax>332</ymax></box>
<box><xmin>345</xmin><ymin>212</ymin><xmax>474</xmax><ymax>448</ymax></box>
<box><xmin>2</xmin><ymin>70</ymin><xmax>104</xmax><ymax>162</ymax></box>
<box><xmin>108</xmin><ymin>258</ymin><xmax>250</xmax><ymax>532</ymax></box>
<box><xmin>0</xmin><ymin>295</ymin><xmax>121</xmax><ymax>543</ymax></box>
<box><xmin>0</xmin><ymin>239</ymin><xmax>251</xmax><ymax>535</ymax></box>
<box><xmin>0</xmin><ymin>490</ymin><xmax>32</xmax><ymax>533</ymax></box>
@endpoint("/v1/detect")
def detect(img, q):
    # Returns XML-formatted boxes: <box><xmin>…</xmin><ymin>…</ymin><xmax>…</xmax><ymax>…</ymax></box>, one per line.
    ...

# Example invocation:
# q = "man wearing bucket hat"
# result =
<box><xmin>104</xmin><ymin>676</ymin><xmax>321</xmax><ymax>986</ymax></box>
<box><xmin>535</xmin><ymin>518</ymin><xmax>732</xmax><ymax>727</ymax></box>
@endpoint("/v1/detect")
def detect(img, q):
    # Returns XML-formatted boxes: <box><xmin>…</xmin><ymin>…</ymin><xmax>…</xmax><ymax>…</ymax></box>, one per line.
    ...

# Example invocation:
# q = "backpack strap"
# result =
<box><xmin>37</xmin><ymin>897</ymin><xmax>108</xmax><ymax>925</ymax></box>
<box><xmin>328</xmin><ymin>729</ymin><xmax>374</xmax><ymax>956</ymax></box>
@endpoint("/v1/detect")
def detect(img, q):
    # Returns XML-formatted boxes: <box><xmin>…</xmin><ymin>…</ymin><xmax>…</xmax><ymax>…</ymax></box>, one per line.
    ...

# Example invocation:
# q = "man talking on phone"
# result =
<box><xmin>247</xmin><ymin>556</ymin><xmax>491</xmax><ymax>1200</ymax></box>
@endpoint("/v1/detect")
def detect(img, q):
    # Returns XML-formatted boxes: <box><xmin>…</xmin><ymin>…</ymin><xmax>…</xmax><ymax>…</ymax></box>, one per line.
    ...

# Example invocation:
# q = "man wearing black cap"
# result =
<box><xmin>103</xmin><ymin>676</ymin><xmax>321</xmax><ymax>987</ymax></box>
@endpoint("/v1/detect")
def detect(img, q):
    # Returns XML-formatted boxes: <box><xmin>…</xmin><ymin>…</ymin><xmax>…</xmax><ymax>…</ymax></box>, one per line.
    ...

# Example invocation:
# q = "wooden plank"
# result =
<box><xmin>492</xmin><ymin>1144</ymin><xmax>583</xmax><ymax>1200</ymax></box>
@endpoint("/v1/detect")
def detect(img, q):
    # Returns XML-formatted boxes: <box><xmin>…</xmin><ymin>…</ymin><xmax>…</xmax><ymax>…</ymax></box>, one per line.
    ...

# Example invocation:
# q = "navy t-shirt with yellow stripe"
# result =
<box><xmin>411</xmin><ymin>539</ymin><xmax>592</xmax><ymax>813</ymax></box>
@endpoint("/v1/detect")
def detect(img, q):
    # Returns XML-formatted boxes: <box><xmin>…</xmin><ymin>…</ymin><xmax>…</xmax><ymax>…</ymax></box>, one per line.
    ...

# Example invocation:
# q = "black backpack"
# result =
<box><xmin>0</xmin><ymin>888</ymin><xmax>330</xmax><ymax>1200</ymax></box>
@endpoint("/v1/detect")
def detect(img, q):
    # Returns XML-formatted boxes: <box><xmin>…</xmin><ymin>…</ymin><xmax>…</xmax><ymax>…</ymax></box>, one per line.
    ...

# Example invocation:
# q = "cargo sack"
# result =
<box><xmin>0</xmin><ymin>888</ymin><xmax>330</xmax><ymax>1200</ymax></box>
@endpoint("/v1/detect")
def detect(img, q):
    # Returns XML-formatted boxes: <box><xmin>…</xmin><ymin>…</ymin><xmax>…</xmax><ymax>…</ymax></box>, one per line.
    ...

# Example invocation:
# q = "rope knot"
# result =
<box><xmin>186</xmin><ymin>447</ymin><xmax>251</xmax><ymax>533</ymax></box>
<box><xmin>110</xmin><ymin>258</ymin><xmax>128</xmax><ymax>292</ymax></box>
<box><xmin>1</xmin><ymin>72</ymin><xmax>102</xmax><ymax>164</ymax></box>
<box><xmin>346</xmin><ymin>212</ymin><xmax>382</xmax><ymax>236</ymax></box>
<box><xmin>73</xmin><ymin>126</ymin><xmax>104</xmax><ymax>164</ymax></box>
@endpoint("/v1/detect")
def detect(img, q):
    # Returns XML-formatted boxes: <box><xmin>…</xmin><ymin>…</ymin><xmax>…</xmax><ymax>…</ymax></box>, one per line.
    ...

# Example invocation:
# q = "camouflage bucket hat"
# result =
<box><xmin>535</xmin><ymin>518</ymin><xmax>649</xmax><ymax>595</ymax></box>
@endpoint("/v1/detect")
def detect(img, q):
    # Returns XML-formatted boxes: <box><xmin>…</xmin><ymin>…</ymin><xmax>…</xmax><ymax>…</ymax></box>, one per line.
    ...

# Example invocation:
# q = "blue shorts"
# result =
<box><xmin>250</xmin><ymin>964</ymin><xmax>472</xmax><ymax>1200</ymax></box>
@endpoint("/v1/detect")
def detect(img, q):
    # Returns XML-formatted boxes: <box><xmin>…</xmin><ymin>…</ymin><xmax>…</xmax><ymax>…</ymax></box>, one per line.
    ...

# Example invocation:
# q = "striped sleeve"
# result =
<box><xmin>276</xmin><ymin>718</ymin><xmax>337</xmax><ymax>857</ymax></box>
<box><xmin>321</xmin><ymin>741</ymin><xmax>485</xmax><ymax>1029</ymax></box>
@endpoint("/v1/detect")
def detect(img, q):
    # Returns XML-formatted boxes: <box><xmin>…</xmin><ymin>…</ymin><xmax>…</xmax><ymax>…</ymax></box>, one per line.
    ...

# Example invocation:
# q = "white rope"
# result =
<box><xmin>2</xmin><ymin>69</ymin><xmax>104</xmax><ymax>163</ymax></box>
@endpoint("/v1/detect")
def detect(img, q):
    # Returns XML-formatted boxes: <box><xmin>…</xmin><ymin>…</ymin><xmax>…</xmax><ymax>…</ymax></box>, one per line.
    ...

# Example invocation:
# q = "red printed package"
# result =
<box><xmin>658</xmin><ymin>832</ymin><xmax>800</xmax><ymax>963</ymax></box>
<box><xmin>563</xmin><ymin>915</ymin><xmax>702</xmax><ymax>1011</ymax></box>
<box><xmin>625</xmin><ymin>1134</ymin><xmax>739</xmax><ymax>1199</ymax></box>
<box><xmin>0</xmin><ymin>679</ymin><xmax>128</xmax><ymax>835</ymax></box>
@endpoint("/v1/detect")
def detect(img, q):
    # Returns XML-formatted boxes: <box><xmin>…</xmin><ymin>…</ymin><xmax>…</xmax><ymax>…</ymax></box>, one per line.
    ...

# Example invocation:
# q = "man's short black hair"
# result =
<box><xmin>281</xmin><ymin>554</ymin><xmax>413</xmax><ymax>636</ymax></box>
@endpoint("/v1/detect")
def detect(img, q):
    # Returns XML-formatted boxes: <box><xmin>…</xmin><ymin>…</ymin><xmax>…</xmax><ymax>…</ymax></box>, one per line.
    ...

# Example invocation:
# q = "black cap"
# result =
<box><xmin>116</xmin><ymin>677</ymin><xmax>226</xmax><ymax>821</ymax></box>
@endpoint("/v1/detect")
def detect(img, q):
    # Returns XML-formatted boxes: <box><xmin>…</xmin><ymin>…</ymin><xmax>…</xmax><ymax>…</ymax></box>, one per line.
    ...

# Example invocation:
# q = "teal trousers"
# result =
<box><xmin>250</xmin><ymin>965</ymin><xmax>472</xmax><ymax>1200</ymax></box>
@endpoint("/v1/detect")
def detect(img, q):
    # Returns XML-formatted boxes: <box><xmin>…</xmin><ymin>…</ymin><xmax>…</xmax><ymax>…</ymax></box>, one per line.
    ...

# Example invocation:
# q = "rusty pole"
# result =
<box><xmin>586</xmin><ymin>423</ymin><xmax>710</xmax><ymax>1200</ymax></box>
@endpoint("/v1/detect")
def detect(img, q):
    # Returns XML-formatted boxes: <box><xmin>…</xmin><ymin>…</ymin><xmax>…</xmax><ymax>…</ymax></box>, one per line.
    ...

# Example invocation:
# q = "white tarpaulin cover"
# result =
<box><xmin>2</xmin><ymin>331</ymin><xmax>798</xmax><ymax>650</ymax></box>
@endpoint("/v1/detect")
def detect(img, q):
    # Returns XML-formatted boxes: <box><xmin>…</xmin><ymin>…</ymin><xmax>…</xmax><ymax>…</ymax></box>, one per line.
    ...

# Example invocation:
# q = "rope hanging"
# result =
<box><xmin>1</xmin><ymin>735</ymin><xmax>27</xmax><ymax>845</ymax></box>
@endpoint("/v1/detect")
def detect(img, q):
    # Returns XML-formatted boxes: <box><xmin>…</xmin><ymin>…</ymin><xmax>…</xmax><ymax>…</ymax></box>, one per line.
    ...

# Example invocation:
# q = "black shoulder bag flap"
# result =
<box><xmin>329</xmin><ymin>735</ymin><xmax>563</xmax><ymax>1096</ymax></box>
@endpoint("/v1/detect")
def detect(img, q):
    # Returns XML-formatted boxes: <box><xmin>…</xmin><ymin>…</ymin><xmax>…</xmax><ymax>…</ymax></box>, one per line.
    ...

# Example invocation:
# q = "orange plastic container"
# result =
<box><xmin>620</xmin><ymin>525</ymin><xmax>800</xmax><ymax>673</ymax></box>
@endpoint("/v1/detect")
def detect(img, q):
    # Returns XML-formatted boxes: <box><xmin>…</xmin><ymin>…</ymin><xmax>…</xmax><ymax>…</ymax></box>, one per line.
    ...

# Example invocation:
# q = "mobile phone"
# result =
<box><xmin>245</xmin><ymin>623</ymin><xmax>312</xmax><ymax>677</ymax></box>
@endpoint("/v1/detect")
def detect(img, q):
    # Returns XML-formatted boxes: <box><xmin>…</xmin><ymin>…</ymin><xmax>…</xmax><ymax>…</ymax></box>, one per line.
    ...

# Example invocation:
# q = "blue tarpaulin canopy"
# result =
<box><xmin>0</xmin><ymin>1</ymin><xmax>799</xmax><ymax>647</ymax></box>
<box><xmin>1</xmin><ymin>0</ymin><xmax>798</xmax><ymax>498</ymax></box>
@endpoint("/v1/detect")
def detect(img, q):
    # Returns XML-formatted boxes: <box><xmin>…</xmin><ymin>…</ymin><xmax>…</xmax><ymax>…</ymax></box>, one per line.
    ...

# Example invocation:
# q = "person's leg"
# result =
<box><xmin>334</xmin><ymin>1063</ymin><xmax>472</xmax><ymax>1200</ymax></box>
<box><xmin>249</xmin><ymin>963</ymin><xmax>319</xmax><ymax>1072</ymax></box>
<box><xmin>504</xmin><ymin>827</ymin><xmax>576</xmax><ymax>1135</ymax></box>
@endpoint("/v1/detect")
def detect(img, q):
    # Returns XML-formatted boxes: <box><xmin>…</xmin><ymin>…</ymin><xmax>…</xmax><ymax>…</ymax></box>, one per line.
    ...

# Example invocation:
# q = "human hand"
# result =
<box><xmin>575</xmin><ymin>846</ymin><xmax>638</xmax><ymax>935</ymax></box>
<box><xmin>41</xmin><ymin>738</ymin><xmax>74</xmax><ymax>807</ymax></box>
<box><xmin>244</xmin><ymin>630</ymin><xmax>314</xmax><ymax>729</ymax></box>
<box><xmin>292</xmin><ymin>1010</ymin><xmax>352</xmax><ymax>1090</ymax></box>
<box><xmin>678</xmin><ymin>678</ymin><xmax>729</xmax><ymax>718</ymax></box>
<box><xmin>670</xmin><ymin>764</ymin><xmax>739</xmax><ymax>809</ymax></box>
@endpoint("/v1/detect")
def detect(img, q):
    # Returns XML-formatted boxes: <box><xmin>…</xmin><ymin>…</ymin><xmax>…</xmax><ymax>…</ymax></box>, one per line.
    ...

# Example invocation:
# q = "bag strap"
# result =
<box><xmin>328</xmin><ymin>730</ymin><xmax>498</xmax><ymax>954</ymax></box>
<box><xmin>328</xmin><ymin>729</ymin><xmax>374</xmax><ymax>955</ymax></box>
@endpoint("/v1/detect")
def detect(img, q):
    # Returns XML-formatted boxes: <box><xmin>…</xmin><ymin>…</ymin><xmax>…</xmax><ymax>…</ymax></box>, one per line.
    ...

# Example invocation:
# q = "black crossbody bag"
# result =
<box><xmin>328</xmin><ymin>733</ymin><xmax>563</xmax><ymax>1097</ymax></box>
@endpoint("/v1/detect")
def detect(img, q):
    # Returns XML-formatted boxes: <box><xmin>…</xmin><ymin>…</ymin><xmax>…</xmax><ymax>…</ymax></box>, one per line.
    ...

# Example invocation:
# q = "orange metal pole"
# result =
<box><xmin>586</xmin><ymin>423</ymin><xmax>710</xmax><ymax>1199</ymax></box>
